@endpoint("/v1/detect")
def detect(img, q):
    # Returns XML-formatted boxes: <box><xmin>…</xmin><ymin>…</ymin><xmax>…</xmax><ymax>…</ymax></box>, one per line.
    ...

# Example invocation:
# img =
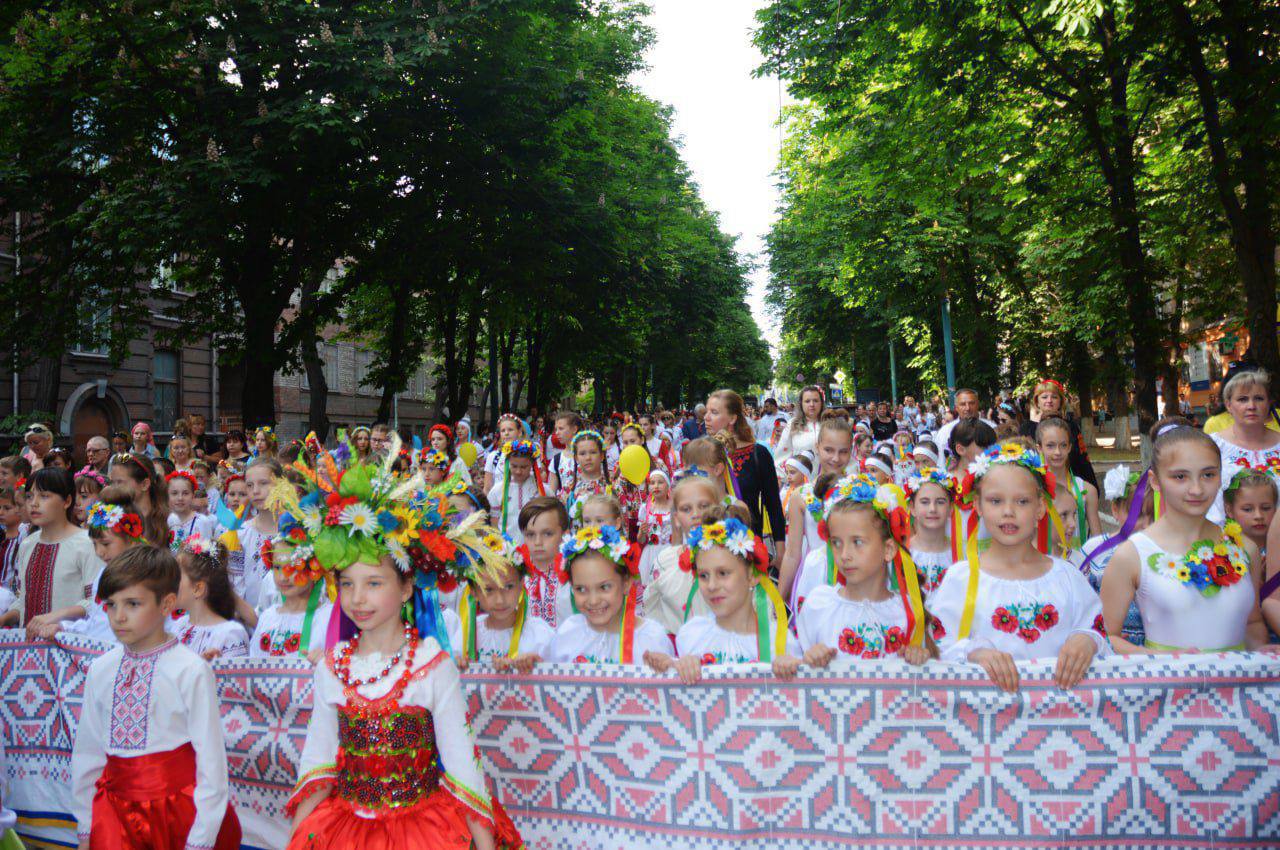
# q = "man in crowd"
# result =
<box><xmin>753</xmin><ymin>398</ymin><xmax>787</xmax><ymax>443</ymax></box>
<box><xmin>935</xmin><ymin>388</ymin><xmax>996</xmax><ymax>458</ymax></box>
<box><xmin>682</xmin><ymin>404</ymin><xmax>707</xmax><ymax>442</ymax></box>
<box><xmin>85</xmin><ymin>435</ymin><xmax>111</xmax><ymax>474</ymax></box>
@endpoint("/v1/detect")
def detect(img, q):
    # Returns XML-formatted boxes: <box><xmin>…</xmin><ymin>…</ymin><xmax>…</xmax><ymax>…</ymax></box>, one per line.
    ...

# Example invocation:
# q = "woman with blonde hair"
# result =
<box><xmin>1018</xmin><ymin>378</ymin><xmax>1097</xmax><ymax>487</ymax></box>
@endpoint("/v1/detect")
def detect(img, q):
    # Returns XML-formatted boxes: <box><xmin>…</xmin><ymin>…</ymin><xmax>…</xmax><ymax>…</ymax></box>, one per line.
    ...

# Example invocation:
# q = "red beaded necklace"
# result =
<box><xmin>335</xmin><ymin>623</ymin><xmax>418</xmax><ymax>690</ymax></box>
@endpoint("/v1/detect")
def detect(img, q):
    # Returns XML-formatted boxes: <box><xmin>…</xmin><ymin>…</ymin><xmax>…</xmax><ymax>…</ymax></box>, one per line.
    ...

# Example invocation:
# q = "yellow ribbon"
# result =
<box><xmin>897</xmin><ymin>548</ymin><xmax>926</xmax><ymax>648</ymax></box>
<box><xmin>458</xmin><ymin>585</ymin><xmax>528</xmax><ymax>660</ymax></box>
<box><xmin>759</xmin><ymin>576</ymin><xmax>789</xmax><ymax>659</ymax></box>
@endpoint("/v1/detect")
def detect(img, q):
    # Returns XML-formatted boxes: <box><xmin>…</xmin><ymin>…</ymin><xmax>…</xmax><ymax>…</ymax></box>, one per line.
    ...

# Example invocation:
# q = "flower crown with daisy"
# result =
<box><xmin>87</xmin><ymin>502</ymin><xmax>146</xmax><ymax>540</ymax></box>
<box><xmin>557</xmin><ymin>524</ymin><xmax>634</xmax><ymax>580</ymax></box>
<box><xmin>180</xmin><ymin>534</ymin><xmax>223</xmax><ymax>564</ymax></box>
<box><xmin>959</xmin><ymin>442</ymin><xmax>1054</xmax><ymax>501</ymax></box>
<box><xmin>571</xmin><ymin>430</ymin><xmax>605</xmax><ymax>453</ymax></box>
<box><xmin>502</xmin><ymin>438</ymin><xmax>541</xmax><ymax>461</ymax></box>
<box><xmin>419</xmin><ymin>448</ymin><xmax>451</xmax><ymax>472</ymax></box>
<box><xmin>904</xmin><ymin>467</ymin><xmax>955</xmax><ymax>500</ymax></box>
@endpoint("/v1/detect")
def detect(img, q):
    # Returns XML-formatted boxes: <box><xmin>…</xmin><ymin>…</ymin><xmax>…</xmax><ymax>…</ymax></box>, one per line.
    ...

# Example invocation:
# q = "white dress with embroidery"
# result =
<box><xmin>69</xmin><ymin>639</ymin><xmax>232</xmax><ymax>847</ymax></box>
<box><xmin>787</xmin><ymin>484</ymin><xmax>827</xmax><ymax>608</ymax></box>
<box><xmin>910</xmin><ymin>546</ymin><xmax>953</xmax><ymax>596</ymax></box>
<box><xmin>234</xmin><ymin>524</ymin><xmax>273</xmax><ymax>609</ymax></box>
<box><xmin>546</xmin><ymin>613</ymin><xmax>671</xmax><ymax>664</ymax></box>
<box><xmin>1130</xmin><ymin>531</ymin><xmax>1254</xmax><ymax>651</ymax></box>
<box><xmin>795</xmin><ymin>586</ymin><xmax>914</xmax><ymax>659</ymax></box>
<box><xmin>931</xmin><ymin>557</ymin><xmax>1108</xmax><ymax>662</ymax></box>
<box><xmin>792</xmin><ymin>546</ymin><xmax>832</xmax><ymax>615</ymax></box>
<box><xmin>166</xmin><ymin>512</ymin><xmax>218</xmax><ymax>549</ymax></box>
<box><xmin>292</xmin><ymin>637</ymin><xmax>493</xmax><ymax>821</ymax></box>
<box><xmin>447</xmin><ymin>611</ymin><xmax>555</xmax><ymax>661</ymax></box>
<box><xmin>486</xmin><ymin>477</ymin><xmax>540</xmax><ymax>543</ymax></box>
<box><xmin>170</xmin><ymin>613</ymin><xmax>250</xmax><ymax>659</ymax></box>
<box><xmin>676</xmin><ymin>615</ymin><xmax>798</xmax><ymax>663</ymax></box>
<box><xmin>249</xmin><ymin>602</ymin><xmax>333</xmax><ymax>658</ymax></box>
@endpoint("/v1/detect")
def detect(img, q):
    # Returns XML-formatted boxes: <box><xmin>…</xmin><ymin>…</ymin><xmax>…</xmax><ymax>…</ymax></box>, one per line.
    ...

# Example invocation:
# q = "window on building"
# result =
<box><xmin>72</xmin><ymin>305</ymin><xmax>112</xmax><ymax>356</ymax></box>
<box><xmin>154</xmin><ymin>351</ymin><xmax>179</xmax><ymax>432</ymax></box>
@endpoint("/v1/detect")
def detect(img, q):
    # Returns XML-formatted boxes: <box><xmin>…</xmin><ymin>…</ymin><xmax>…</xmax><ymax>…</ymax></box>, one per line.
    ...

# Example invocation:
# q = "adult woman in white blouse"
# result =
<box><xmin>776</xmin><ymin>386</ymin><xmax>825</xmax><ymax>464</ymax></box>
<box><xmin>1208</xmin><ymin>365</ymin><xmax>1280</xmax><ymax>523</ymax></box>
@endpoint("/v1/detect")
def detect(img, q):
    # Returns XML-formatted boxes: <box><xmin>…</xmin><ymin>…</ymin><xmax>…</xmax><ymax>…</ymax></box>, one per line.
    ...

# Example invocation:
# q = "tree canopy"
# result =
<box><xmin>1</xmin><ymin>0</ymin><xmax>770</xmax><ymax>431</ymax></box>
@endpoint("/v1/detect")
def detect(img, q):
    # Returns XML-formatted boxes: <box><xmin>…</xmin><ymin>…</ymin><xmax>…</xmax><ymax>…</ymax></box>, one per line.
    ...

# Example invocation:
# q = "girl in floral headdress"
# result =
<box><xmin>453</xmin><ymin>534</ymin><xmax>554</xmax><ymax>673</ymax></box>
<box><xmin>546</xmin><ymin>524</ymin><xmax>669</xmax><ymax>665</ymax></box>
<box><xmin>780</xmin><ymin>474</ymin><xmax>932</xmax><ymax>672</ymax></box>
<box><xmin>428</xmin><ymin>423</ymin><xmax>471</xmax><ymax>484</ymax></box>
<box><xmin>487</xmin><ymin>439</ymin><xmax>545</xmax><ymax>542</ymax></box>
<box><xmin>645</xmin><ymin>507</ymin><xmax>797</xmax><ymax>683</ymax></box>
<box><xmin>931</xmin><ymin>441</ymin><xmax>1107</xmax><ymax>692</ymax></box>
<box><xmin>276</xmin><ymin>434</ymin><xmax>523</xmax><ymax>850</ymax></box>
<box><xmin>483</xmin><ymin>413</ymin><xmax>524</xmax><ymax>493</ymax></box>
<box><xmin>904</xmin><ymin>468</ymin><xmax>955</xmax><ymax>595</ymax></box>
<box><xmin>253</xmin><ymin>426</ymin><xmax>279</xmax><ymax>459</ymax></box>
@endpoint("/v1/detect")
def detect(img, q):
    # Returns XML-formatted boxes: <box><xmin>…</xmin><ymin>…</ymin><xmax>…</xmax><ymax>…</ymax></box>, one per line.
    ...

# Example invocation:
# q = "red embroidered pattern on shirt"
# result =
<box><xmin>110</xmin><ymin>651</ymin><xmax>161</xmax><ymax>749</ymax></box>
<box><xmin>729</xmin><ymin>445</ymin><xmax>752</xmax><ymax>474</ymax></box>
<box><xmin>23</xmin><ymin>542</ymin><xmax>59</xmax><ymax>622</ymax></box>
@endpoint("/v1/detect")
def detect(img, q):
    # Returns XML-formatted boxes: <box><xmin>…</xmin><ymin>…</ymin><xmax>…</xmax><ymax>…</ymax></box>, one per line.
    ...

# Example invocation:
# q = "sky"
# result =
<box><xmin>633</xmin><ymin>0</ymin><xmax>784</xmax><ymax>351</ymax></box>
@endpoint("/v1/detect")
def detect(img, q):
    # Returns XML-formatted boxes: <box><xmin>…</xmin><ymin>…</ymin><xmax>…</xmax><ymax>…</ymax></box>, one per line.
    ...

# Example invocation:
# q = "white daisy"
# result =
<box><xmin>338</xmin><ymin>503</ymin><xmax>377</xmax><ymax>537</ymax></box>
<box><xmin>725</xmin><ymin>534</ymin><xmax>751</xmax><ymax>557</ymax></box>
<box><xmin>968</xmin><ymin>455</ymin><xmax>991</xmax><ymax>478</ymax></box>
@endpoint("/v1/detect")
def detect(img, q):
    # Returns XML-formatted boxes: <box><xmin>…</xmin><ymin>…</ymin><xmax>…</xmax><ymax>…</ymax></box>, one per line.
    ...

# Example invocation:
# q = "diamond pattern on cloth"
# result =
<box><xmin>109</xmin><ymin>649</ymin><xmax>160</xmax><ymax>750</ymax></box>
<box><xmin>22</xmin><ymin>542</ymin><xmax>59</xmax><ymax>622</ymax></box>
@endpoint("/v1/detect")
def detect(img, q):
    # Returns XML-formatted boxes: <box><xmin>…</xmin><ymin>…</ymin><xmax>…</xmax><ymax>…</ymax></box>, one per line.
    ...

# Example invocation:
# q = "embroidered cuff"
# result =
<box><xmin>442</xmin><ymin>771</ymin><xmax>493</xmax><ymax>826</ymax></box>
<box><xmin>285</xmin><ymin>765</ymin><xmax>337</xmax><ymax>816</ymax></box>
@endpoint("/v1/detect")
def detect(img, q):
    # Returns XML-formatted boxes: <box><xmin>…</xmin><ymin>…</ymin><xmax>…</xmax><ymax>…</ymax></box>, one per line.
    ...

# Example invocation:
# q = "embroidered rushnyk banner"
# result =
<box><xmin>3</xmin><ymin>630</ymin><xmax>1279</xmax><ymax>850</ymax></box>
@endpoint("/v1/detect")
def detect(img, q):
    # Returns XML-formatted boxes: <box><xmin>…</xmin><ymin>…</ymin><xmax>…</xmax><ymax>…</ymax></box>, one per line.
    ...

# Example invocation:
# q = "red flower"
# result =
<box><xmin>701</xmin><ymin>653</ymin><xmax>717</xmax><ymax>665</ymax></box>
<box><xmin>259</xmin><ymin>633</ymin><xmax>271</xmax><ymax>651</ymax></box>
<box><xmin>574</xmin><ymin>655</ymin><xmax>589</xmax><ymax>663</ymax></box>
<box><xmin>117</xmin><ymin>514</ymin><xmax>144</xmax><ymax>539</ymax></box>
<box><xmin>930</xmin><ymin>617</ymin><xmax>945</xmax><ymax>640</ymax></box>
<box><xmin>884</xmin><ymin>627</ymin><xmax>905</xmax><ymax>654</ymax></box>
<box><xmin>1092</xmin><ymin>615</ymin><xmax>1107</xmax><ymax>637</ymax></box>
<box><xmin>1035</xmin><ymin>604</ymin><xmax>1059</xmax><ymax>630</ymax></box>
<box><xmin>324</xmin><ymin>494</ymin><xmax>356</xmax><ymax>525</ymax></box>
<box><xmin>837</xmin><ymin>628</ymin><xmax>865</xmax><ymax>656</ymax></box>
<box><xmin>420</xmin><ymin>530</ymin><xmax>457</xmax><ymax>563</ymax></box>
<box><xmin>284</xmin><ymin>633</ymin><xmax>302</xmax><ymax>653</ymax></box>
<box><xmin>991</xmin><ymin>607</ymin><xmax>1018</xmax><ymax>633</ymax></box>
<box><xmin>1017</xmin><ymin>626</ymin><xmax>1041</xmax><ymax>643</ymax></box>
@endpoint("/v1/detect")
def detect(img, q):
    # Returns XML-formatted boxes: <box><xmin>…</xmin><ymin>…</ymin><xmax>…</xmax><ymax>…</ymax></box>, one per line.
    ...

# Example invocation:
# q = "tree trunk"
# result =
<box><xmin>302</xmin><ymin>341</ymin><xmax>330</xmax><ymax>442</ymax></box>
<box><xmin>452</xmin><ymin>304</ymin><xmax>481</xmax><ymax>420</ymax></box>
<box><xmin>487</xmin><ymin>318</ymin><xmax>499</xmax><ymax>427</ymax></box>
<box><xmin>239</xmin><ymin>294</ymin><xmax>278</xmax><ymax>428</ymax></box>
<box><xmin>32</xmin><ymin>355</ymin><xmax>62</xmax><ymax>419</ymax></box>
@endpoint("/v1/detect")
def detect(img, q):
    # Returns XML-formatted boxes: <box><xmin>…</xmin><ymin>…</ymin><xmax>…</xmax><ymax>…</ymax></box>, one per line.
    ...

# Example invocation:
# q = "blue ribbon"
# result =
<box><xmin>412</xmin><ymin>573</ymin><xmax>453</xmax><ymax>656</ymax></box>
<box><xmin>1081</xmin><ymin>471</ymin><xmax>1150</xmax><ymax>573</ymax></box>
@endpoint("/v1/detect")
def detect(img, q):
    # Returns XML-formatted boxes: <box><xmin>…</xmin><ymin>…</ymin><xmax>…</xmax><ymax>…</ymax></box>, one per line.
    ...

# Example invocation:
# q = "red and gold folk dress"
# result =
<box><xmin>286</xmin><ymin>633</ymin><xmax>523</xmax><ymax>850</ymax></box>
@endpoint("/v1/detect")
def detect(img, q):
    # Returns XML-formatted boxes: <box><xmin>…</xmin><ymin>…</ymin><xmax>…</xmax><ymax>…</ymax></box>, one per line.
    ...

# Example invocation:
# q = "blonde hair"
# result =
<box><xmin>581</xmin><ymin>492</ymin><xmax>622</xmax><ymax>524</ymax></box>
<box><xmin>1223</xmin><ymin>368</ymin><xmax>1271</xmax><ymax>404</ymax></box>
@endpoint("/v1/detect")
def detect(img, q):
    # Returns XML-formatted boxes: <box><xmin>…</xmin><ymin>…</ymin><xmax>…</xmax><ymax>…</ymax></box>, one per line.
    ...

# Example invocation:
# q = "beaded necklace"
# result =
<box><xmin>335</xmin><ymin>623</ymin><xmax>418</xmax><ymax>689</ymax></box>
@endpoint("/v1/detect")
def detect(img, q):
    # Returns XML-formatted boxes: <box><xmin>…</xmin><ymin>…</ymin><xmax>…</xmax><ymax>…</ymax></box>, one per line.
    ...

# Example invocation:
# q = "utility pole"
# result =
<box><xmin>941</xmin><ymin>294</ymin><xmax>957</xmax><ymax>405</ymax></box>
<box><xmin>888</xmin><ymin>337</ymin><xmax>898</xmax><ymax>404</ymax></box>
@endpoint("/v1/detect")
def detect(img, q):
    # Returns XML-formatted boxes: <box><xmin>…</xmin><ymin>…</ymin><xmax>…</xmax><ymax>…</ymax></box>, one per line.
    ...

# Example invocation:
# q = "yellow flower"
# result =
<box><xmin>1213</xmin><ymin>543</ymin><xmax>1228</xmax><ymax>557</ymax></box>
<box><xmin>1233</xmin><ymin>562</ymin><xmax>1246</xmax><ymax>576</ymax></box>
<box><xmin>578</xmin><ymin>527</ymin><xmax>601</xmax><ymax>542</ymax></box>
<box><xmin>388</xmin><ymin>507</ymin><xmax>419</xmax><ymax>547</ymax></box>
<box><xmin>1175</xmin><ymin>565</ymin><xmax>1191</xmax><ymax>582</ymax></box>
<box><xmin>1001</xmin><ymin>444</ymin><xmax>1023</xmax><ymax>457</ymax></box>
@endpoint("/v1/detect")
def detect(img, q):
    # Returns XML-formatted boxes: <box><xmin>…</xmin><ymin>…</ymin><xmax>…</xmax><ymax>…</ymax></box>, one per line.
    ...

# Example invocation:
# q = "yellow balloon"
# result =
<box><xmin>458</xmin><ymin>441</ymin><xmax>478</xmax><ymax>468</ymax></box>
<box><xmin>618</xmin><ymin>444</ymin><xmax>651</xmax><ymax>487</ymax></box>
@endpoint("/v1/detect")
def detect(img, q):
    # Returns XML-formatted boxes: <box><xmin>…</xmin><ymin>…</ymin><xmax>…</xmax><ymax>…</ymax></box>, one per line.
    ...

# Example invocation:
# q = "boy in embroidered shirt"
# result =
<box><xmin>516</xmin><ymin>497</ymin><xmax>569</xmax><ymax>628</ymax></box>
<box><xmin>69</xmin><ymin>545</ymin><xmax>240</xmax><ymax>850</ymax></box>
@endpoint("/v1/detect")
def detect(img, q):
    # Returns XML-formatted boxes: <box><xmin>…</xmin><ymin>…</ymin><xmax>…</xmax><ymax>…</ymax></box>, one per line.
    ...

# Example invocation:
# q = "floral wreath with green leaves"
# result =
<box><xmin>87</xmin><ymin>502</ymin><xmax>146</xmax><ymax>541</ymax></box>
<box><xmin>557</xmin><ymin>523</ymin><xmax>642</xmax><ymax>661</ymax></box>
<box><xmin>903</xmin><ymin>467</ymin><xmax>956</xmax><ymax>501</ymax></box>
<box><xmin>419</xmin><ymin>448</ymin><xmax>451</xmax><ymax>472</ymax></box>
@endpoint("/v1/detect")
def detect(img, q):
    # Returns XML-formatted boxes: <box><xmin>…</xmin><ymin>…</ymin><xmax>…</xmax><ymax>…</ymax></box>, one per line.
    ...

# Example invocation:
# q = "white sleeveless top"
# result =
<box><xmin>1130</xmin><ymin>531</ymin><xmax>1254</xmax><ymax>651</ymax></box>
<box><xmin>1208</xmin><ymin>432</ymin><xmax>1280</xmax><ymax>524</ymax></box>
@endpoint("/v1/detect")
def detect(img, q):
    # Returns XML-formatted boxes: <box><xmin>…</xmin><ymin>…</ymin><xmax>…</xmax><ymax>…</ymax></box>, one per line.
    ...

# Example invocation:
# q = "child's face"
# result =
<box><xmin>827</xmin><ymin>508</ymin><xmax>894</xmax><ymax>588</ymax></box>
<box><xmin>1152</xmin><ymin>443</ymin><xmax>1220</xmax><ymax>517</ymax></box>
<box><xmin>176</xmin><ymin>568</ymin><xmax>203</xmax><ymax>610</ymax></box>
<box><xmin>92</xmin><ymin>532</ymin><xmax>132</xmax><ymax>563</ymax></box>
<box><xmin>424</xmin><ymin>466</ymin><xmax>447</xmax><ymax>486</ymax></box>
<box><xmin>868</xmin><ymin>466</ymin><xmax>891</xmax><ymax>485</ymax></box>
<box><xmin>26</xmin><ymin>486</ymin><xmax>69</xmax><ymax>528</ymax></box>
<box><xmin>508</xmin><ymin>456</ymin><xmax>533</xmax><ymax>485</ymax></box>
<box><xmin>430</xmin><ymin>431</ymin><xmax>448</xmax><ymax>452</ymax></box>
<box><xmin>255</xmin><ymin>434</ymin><xmax>271</xmax><ymax>454</ymax></box>
<box><xmin>554</xmin><ymin>419</ymin><xmax>576</xmax><ymax>446</ymax></box>
<box><xmin>695</xmin><ymin>547</ymin><xmax>756</xmax><ymax>622</ymax></box>
<box><xmin>226</xmin><ymin>436</ymin><xmax>244</xmax><ymax>455</ymax></box>
<box><xmin>194</xmin><ymin>468</ymin><xmax>209</xmax><ymax>489</ymax></box>
<box><xmin>354</xmin><ymin>431</ymin><xmax>371</xmax><ymax>452</ymax></box>
<box><xmin>75</xmin><ymin>487</ymin><xmax>97</xmax><ymax>524</ymax></box>
<box><xmin>498</xmin><ymin>421</ymin><xmax>520</xmax><ymax>444</ymax></box>
<box><xmin>568</xmin><ymin>553</ymin><xmax>630</xmax><ymax>630</ymax></box>
<box><xmin>170</xmin><ymin>439</ymin><xmax>191</xmax><ymax>463</ymax></box>
<box><xmin>581</xmin><ymin>503</ymin><xmax>619</xmax><ymax>528</ymax></box>
<box><xmin>815</xmin><ymin>432</ymin><xmax>852</xmax><ymax>475</ymax></box>
<box><xmin>674</xmin><ymin>484</ymin><xmax>717</xmax><ymax>537</ymax></box>
<box><xmin>786</xmin><ymin>468</ymin><xmax>806</xmax><ymax>488</ymax></box>
<box><xmin>193</xmin><ymin>490</ymin><xmax>209</xmax><ymax>514</ymax></box>
<box><xmin>603</xmin><ymin>425</ymin><xmax>617</xmax><ymax>444</ymax></box>
<box><xmin>523</xmin><ymin>510</ymin><xmax>565</xmax><ymax>565</ymax></box>
<box><xmin>337</xmin><ymin>558</ymin><xmax>412</xmax><ymax>633</ymax></box>
<box><xmin>448</xmin><ymin>495</ymin><xmax>476</xmax><ymax>523</ymax></box>
<box><xmin>111</xmin><ymin>436</ymin><xmax>128</xmax><ymax>454</ymax></box>
<box><xmin>575</xmin><ymin>441</ymin><xmax>603</xmax><ymax>475</ymax></box>
<box><xmin>274</xmin><ymin>566</ymin><xmax>314</xmax><ymax>601</ymax></box>
<box><xmin>474</xmin><ymin>563</ymin><xmax>523</xmax><ymax>625</ymax></box>
<box><xmin>1227</xmin><ymin>483</ymin><xmax>1276</xmax><ymax>542</ymax></box>
<box><xmin>104</xmin><ymin>584</ymin><xmax>175</xmax><ymax>648</ymax></box>
<box><xmin>0</xmin><ymin>497</ymin><xmax>18</xmax><ymax>528</ymax></box>
<box><xmin>976</xmin><ymin>465</ymin><xmax>1044</xmax><ymax>547</ymax></box>
<box><xmin>1053</xmin><ymin>490</ymin><xmax>1078</xmax><ymax>548</ymax></box>
<box><xmin>131</xmin><ymin>426</ymin><xmax>150</xmax><ymax>446</ymax></box>
<box><xmin>1038</xmin><ymin>426</ymin><xmax>1071</xmax><ymax>470</ymax></box>
<box><xmin>168</xmin><ymin>480</ymin><xmax>194</xmax><ymax>514</ymax></box>
<box><xmin>246</xmin><ymin>466</ymin><xmax>274</xmax><ymax>510</ymax></box>
<box><xmin>649</xmin><ymin>477</ymin><xmax>670</xmax><ymax>502</ymax></box>
<box><xmin>620</xmin><ymin>429</ymin><xmax>643</xmax><ymax>449</ymax></box>
<box><xmin>225</xmin><ymin>479</ymin><xmax>249</xmax><ymax>510</ymax></box>
<box><xmin>911</xmin><ymin>483</ymin><xmax>951</xmax><ymax>532</ymax></box>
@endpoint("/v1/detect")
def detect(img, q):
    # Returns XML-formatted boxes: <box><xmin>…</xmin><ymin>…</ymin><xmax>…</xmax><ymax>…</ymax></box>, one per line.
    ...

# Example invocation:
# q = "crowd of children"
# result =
<box><xmin>2</xmin><ymin>373</ymin><xmax>1279</xmax><ymax>849</ymax></box>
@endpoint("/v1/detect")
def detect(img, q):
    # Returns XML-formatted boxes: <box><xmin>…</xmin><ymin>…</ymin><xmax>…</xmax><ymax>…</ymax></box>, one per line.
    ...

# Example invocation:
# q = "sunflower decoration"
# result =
<box><xmin>903</xmin><ymin>467</ymin><xmax>956</xmax><ymax>500</ymax></box>
<box><xmin>266</xmin><ymin>431</ymin><xmax>506</xmax><ymax>650</ymax></box>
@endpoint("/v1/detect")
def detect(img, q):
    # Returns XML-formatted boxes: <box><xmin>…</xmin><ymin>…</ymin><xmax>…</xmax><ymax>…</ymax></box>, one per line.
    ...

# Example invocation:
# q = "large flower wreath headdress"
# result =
<box><xmin>820</xmin><ymin>474</ymin><xmax>925</xmax><ymax>650</ymax></box>
<box><xmin>678</xmin><ymin>517</ymin><xmax>789</xmax><ymax>661</ymax></box>
<box><xmin>266</xmin><ymin>431</ymin><xmax>505</xmax><ymax>652</ymax></box>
